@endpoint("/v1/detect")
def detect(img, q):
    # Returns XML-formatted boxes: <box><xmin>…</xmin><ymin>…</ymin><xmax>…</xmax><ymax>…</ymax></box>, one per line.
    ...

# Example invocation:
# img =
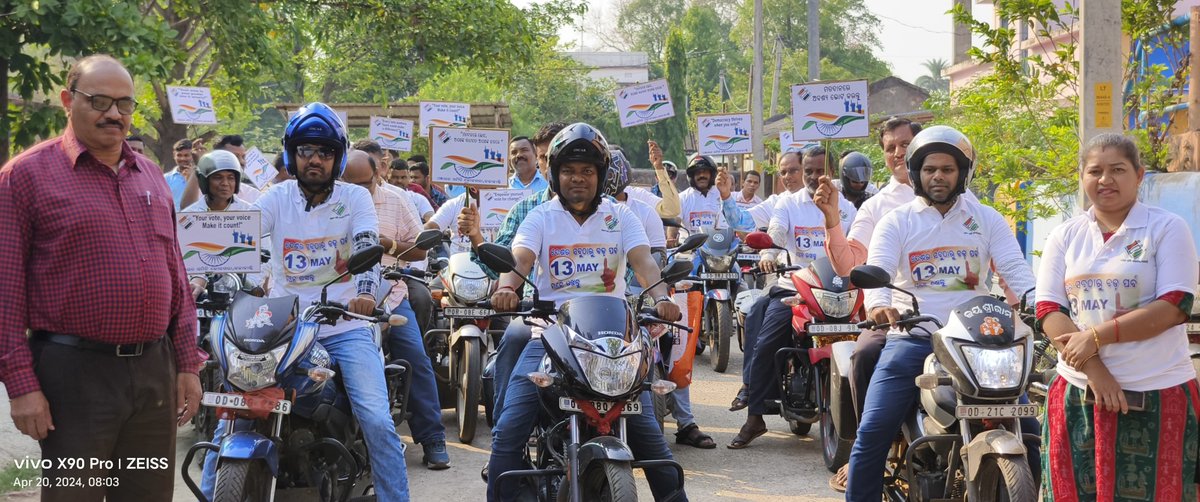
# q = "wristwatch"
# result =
<box><xmin>654</xmin><ymin>296</ymin><xmax>672</xmax><ymax>305</ymax></box>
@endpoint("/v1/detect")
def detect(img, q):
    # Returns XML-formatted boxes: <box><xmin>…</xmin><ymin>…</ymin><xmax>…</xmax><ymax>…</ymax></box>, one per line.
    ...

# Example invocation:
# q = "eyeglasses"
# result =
<box><xmin>71</xmin><ymin>89</ymin><xmax>137</xmax><ymax>115</ymax></box>
<box><xmin>296</xmin><ymin>145</ymin><xmax>336</xmax><ymax>161</ymax></box>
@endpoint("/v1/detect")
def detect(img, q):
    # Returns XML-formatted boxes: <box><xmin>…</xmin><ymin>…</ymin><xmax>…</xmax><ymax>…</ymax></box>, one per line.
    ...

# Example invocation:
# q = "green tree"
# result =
<box><xmin>914</xmin><ymin>58</ymin><xmax>949</xmax><ymax>94</ymax></box>
<box><xmin>677</xmin><ymin>5</ymin><xmax>738</xmax><ymax>96</ymax></box>
<box><xmin>653</xmin><ymin>27</ymin><xmax>690</xmax><ymax>167</ymax></box>
<box><xmin>1</xmin><ymin>0</ymin><xmax>176</xmax><ymax>163</ymax></box>
<box><xmin>613</xmin><ymin>0</ymin><xmax>686</xmax><ymax>56</ymax></box>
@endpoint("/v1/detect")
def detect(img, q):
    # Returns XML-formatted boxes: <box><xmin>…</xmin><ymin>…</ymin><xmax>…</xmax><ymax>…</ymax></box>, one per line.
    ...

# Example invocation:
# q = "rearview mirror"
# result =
<box><xmin>660</xmin><ymin>261</ymin><xmax>692</xmax><ymax>284</ymax></box>
<box><xmin>414</xmin><ymin>229</ymin><xmax>443</xmax><ymax>251</ymax></box>
<box><xmin>346</xmin><ymin>245</ymin><xmax>384</xmax><ymax>275</ymax></box>
<box><xmin>744</xmin><ymin>231</ymin><xmax>777</xmax><ymax>250</ymax></box>
<box><xmin>676</xmin><ymin>233</ymin><xmax>708</xmax><ymax>254</ymax></box>
<box><xmin>850</xmin><ymin>265</ymin><xmax>892</xmax><ymax>290</ymax></box>
<box><xmin>477</xmin><ymin>243</ymin><xmax>515</xmax><ymax>274</ymax></box>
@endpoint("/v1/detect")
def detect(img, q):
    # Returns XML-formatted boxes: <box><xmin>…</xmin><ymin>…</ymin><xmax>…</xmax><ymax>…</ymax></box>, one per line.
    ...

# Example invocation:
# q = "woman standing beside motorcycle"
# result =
<box><xmin>1036</xmin><ymin>133</ymin><xmax>1200</xmax><ymax>500</ymax></box>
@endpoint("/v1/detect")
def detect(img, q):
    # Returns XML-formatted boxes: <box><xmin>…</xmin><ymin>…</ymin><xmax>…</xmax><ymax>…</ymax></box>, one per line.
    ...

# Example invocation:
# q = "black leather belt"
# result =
<box><xmin>32</xmin><ymin>331</ymin><xmax>162</xmax><ymax>357</ymax></box>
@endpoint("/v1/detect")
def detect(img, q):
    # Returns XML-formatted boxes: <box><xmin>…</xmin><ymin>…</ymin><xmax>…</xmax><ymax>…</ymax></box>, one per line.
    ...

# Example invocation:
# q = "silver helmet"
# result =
<box><xmin>905</xmin><ymin>125</ymin><xmax>975</xmax><ymax>200</ymax></box>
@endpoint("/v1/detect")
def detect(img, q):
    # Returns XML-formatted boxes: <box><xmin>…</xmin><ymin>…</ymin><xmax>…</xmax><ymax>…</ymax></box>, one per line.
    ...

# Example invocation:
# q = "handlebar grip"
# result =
<box><xmin>857</xmin><ymin>320</ymin><xmax>877</xmax><ymax>329</ymax></box>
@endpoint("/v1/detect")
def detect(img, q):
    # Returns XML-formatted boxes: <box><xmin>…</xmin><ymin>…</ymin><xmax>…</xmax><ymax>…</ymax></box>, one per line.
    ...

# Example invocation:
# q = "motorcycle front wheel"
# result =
<box><xmin>973</xmin><ymin>455</ymin><xmax>1036</xmax><ymax>502</ymax></box>
<box><xmin>455</xmin><ymin>338</ymin><xmax>482</xmax><ymax>443</ymax></box>
<box><xmin>706</xmin><ymin>302</ymin><xmax>732</xmax><ymax>373</ymax></box>
<box><xmin>568</xmin><ymin>461</ymin><xmax>637</xmax><ymax>502</ymax></box>
<box><xmin>819</xmin><ymin>368</ymin><xmax>852</xmax><ymax>471</ymax></box>
<box><xmin>213</xmin><ymin>459</ymin><xmax>271</xmax><ymax>502</ymax></box>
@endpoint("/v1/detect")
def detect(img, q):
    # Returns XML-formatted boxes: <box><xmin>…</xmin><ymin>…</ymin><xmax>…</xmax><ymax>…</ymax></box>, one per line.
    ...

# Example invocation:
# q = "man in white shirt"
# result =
<box><xmin>734</xmin><ymin>170</ymin><xmax>762</xmax><ymax>209</ymax></box>
<box><xmin>844</xmin><ymin>126</ymin><xmax>1039</xmax><ymax>502</ymax></box>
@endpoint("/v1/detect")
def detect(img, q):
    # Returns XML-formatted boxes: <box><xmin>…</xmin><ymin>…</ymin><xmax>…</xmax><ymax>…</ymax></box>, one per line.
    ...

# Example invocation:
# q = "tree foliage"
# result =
<box><xmin>915</xmin><ymin>58</ymin><xmax>949</xmax><ymax>95</ymax></box>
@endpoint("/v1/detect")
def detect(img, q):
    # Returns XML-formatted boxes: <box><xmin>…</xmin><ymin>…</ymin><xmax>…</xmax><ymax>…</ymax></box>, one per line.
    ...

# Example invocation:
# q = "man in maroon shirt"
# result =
<box><xmin>0</xmin><ymin>54</ymin><xmax>206</xmax><ymax>502</ymax></box>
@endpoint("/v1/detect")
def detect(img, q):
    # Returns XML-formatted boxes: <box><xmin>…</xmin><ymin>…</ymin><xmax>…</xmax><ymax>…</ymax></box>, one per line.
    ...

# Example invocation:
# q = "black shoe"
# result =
<box><xmin>422</xmin><ymin>440</ymin><xmax>451</xmax><ymax>470</ymax></box>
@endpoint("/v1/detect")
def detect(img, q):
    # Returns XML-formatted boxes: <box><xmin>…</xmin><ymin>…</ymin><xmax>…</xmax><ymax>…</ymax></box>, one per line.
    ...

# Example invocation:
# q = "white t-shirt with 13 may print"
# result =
<box><xmin>1036</xmin><ymin>202</ymin><xmax>1198</xmax><ymax>392</ymax></box>
<box><xmin>766</xmin><ymin>189</ymin><xmax>856</xmax><ymax>291</ymax></box>
<box><xmin>513</xmin><ymin>198</ymin><xmax>650</xmax><ymax>306</ymax></box>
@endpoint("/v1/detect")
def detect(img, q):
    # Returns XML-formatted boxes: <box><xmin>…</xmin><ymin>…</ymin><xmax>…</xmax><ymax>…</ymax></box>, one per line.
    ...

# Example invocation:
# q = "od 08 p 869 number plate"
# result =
<box><xmin>559</xmin><ymin>397</ymin><xmax>642</xmax><ymax>415</ymax></box>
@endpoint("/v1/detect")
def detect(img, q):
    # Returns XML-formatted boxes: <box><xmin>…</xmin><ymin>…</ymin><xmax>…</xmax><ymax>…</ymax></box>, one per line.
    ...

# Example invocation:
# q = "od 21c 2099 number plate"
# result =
<box><xmin>955</xmin><ymin>404</ymin><xmax>1038</xmax><ymax>419</ymax></box>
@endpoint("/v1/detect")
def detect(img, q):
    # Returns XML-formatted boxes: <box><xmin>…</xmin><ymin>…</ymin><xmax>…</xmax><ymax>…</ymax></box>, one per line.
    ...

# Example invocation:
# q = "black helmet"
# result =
<box><xmin>548</xmin><ymin>123</ymin><xmax>610</xmax><ymax>214</ymax></box>
<box><xmin>686</xmin><ymin>154</ymin><xmax>717</xmax><ymax>178</ymax></box>
<box><xmin>663</xmin><ymin>160</ymin><xmax>679</xmax><ymax>179</ymax></box>
<box><xmin>196</xmin><ymin>150</ymin><xmax>243</xmax><ymax>197</ymax></box>
<box><xmin>905</xmin><ymin>125</ymin><xmax>975</xmax><ymax>201</ymax></box>
<box><xmin>605</xmin><ymin>150</ymin><xmax>632</xmax><ymax>197</ymax></box>
<box><xmin>840</xmin><ymin>151</ymin><xmax>872</xmax><ymax>197</ymax></box>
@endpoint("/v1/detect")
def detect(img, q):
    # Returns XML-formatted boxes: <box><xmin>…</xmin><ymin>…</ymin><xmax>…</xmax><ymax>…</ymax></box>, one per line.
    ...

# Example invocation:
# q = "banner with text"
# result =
<box><xmin>429</xmin><ymin>127</ymin><xmax>509</xmax><ymax>187</ymax></box>
<box><xmin>243</xmin><ymin>147</ymin><xmax>278</xmax><ymax>188</ymax></box>
<box><xmin>177</xmin><ymin>211</ymin><xmax>262</xmax><ymax>274</ymax></box>
<box><xmin>370</xmin><ymin>116</ymin><xmax>414</xmax><ymax>152</ymax></box>
<box><xmin>779</xmin><ymin>131</ymin><xmax>819</xmax><ymax>153</ymax></box>
<box><xmin>480</xmin><ymin>189</ymin><xmax>531</xmax><ymax>231</ymax></box>
<box><xmin>615</xmin><ymin>79</ymin><xmax>675</xmax><ymax>128</ymax></box>
<box><xmin>790</xmin><ymin>79</ymin><xmax>869</xmax><ymax>141</ymax></box>
<box><xmin>419</xmin><ymin>101</ymin><xmax>470</xmax><ymax>136</ymax></box>
<box><xmin>167</xmin><ymin>86</ymin><xmax>218</xmax><ymax>125</ymax></box>
<box><xmin>697</xmin><ymin>113</ymin><xmax>753</xmax><ymax>156</ymax></box>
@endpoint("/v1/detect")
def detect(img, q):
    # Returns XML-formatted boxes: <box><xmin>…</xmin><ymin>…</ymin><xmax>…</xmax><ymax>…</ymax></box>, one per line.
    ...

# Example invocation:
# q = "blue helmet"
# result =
<box><xmin>282</xmin><ymin>102</ymin><xmax>349</xmax><ymax>178</ymax></box>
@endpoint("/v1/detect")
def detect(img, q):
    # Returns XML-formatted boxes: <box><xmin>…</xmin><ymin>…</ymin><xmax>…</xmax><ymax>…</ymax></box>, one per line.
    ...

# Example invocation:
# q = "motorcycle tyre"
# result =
<box><xmin>974</xmin><ymin>455</ymin><xmax>1037</xmax><ymax>502</ymax></box>
<box><xmin>456</xmin><ymin>338</ymin><xmax>482</xmax><ymax>444</ymax></box>
<box><xmin>563</xmin><ymin>461</ymin><xmax>637</xmax><ymax>502</ymax></box>
<box><xmin>707</xmin><ymin>302</ymin><xmax>732</xmax><ymax>373</ymax></box>
<box><xmin>213</xmin><ymin>459</ymin><xmax>271</xmax><ymax>502</ymax></box>
<box><xmin>820</xmin><ymin>379</ymin><xmax>853</xmax><ymax>472</ymax></box>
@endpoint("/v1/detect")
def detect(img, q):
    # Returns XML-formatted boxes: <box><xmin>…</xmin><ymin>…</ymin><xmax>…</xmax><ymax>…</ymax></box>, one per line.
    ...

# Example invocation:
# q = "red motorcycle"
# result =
<box><xmin>745</xmin><ymin>232</ymin><xmax>866</xmax><ymax>471</ymax></box>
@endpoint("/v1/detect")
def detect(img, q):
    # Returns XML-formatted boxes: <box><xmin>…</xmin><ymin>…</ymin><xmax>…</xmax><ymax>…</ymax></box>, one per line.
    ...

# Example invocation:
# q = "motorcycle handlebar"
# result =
<box><xmin>383</xmin><ymin>267</ymin><xmax>430</xmax><ymax>281</ymax></box>
<box><xmin>637</xmin><ymin>308</ymin><xmax>691</xmax><ymax>333</ymax></box>
<box><xmin>318</xmin><ymin>302</ymin><xmax>405</xmax><ymax>325</ymax></box>
<box><xmin>754</xmin><ymin>265</ymin><xmax>802</xmax><ymax>277</ymax></box>
<box><xmin>856</xmin><ymin>314</ymin><xmax>941</xmax><ymax>332</ymax></box>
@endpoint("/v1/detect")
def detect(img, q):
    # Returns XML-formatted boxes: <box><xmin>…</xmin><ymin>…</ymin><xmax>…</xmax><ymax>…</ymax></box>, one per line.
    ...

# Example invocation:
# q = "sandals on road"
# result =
<box><xmin>729</xmin><ymin>385</ymin><xmax>749</xmax><ymax>411</ymax></box>
<box><xmin>675</xmin><ymin>423</ymin><xmax>717</xmax><ymax>449</ymax></box>
<box><xmin>726</xmin><ymin>423</ymin><xmax>768</xmax><ymax>449</ymax></box>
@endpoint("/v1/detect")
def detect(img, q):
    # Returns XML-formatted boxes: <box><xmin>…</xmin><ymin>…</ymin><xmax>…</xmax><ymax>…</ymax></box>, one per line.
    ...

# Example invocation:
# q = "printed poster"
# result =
<box><xmin>243</xmin><ymin>147</ymin><xmax>277</xmax><ymax>189</ymax></box>
<box><xmin>369</xmin><ymin>117</ymin><xmax>414</xmax><ymax>152</ymax></box>
<box><xmin>780</xmin><ymin>131</ymin><xmax>818</xmax><ymax>153</ymax></box>
<box><xmin>429</xmin><ymin>126</ymin><xmax>509</xmax><ymax>187</ymax></box>
<box><xmin>907</xmin><ymin>245</ymin><xmax>982</xmax><ymax>292</ymax></box>
<box><xmin>177</xmin><ymin>211</ymin><xmax>262</xmax><ymax>274</ymax></box>
<box><xmin>791</xmin><ymin>79</ymin><xmax>870</xmax><ymax>141</ymax></box>
<box><xmin>419</xmin><ymin>101</ymin><xmax>470</xmax><ymax>136</ymax></box>
<box><xmin>167</xmin><ymin>86</ymin><xmax>218</xmax><ymax>125</ymax></box>
<box><xmin>615</xmin><ymin>79</ymin><xmax>675</xmax><ymax>128</ymax></box>
<box><xmin>547</xmin><ymin>243</ymin><xmax>625</xmax><ymax>293</ymax></box>
<box><xmin>480</xmin><ymin>189</ymin><xmax>531</xmax><ymax>231</ymax></box>
<box><xmin>697</xmin><ymin>113</ymin><xmax>753</xmax><ymax>156</ymax></box>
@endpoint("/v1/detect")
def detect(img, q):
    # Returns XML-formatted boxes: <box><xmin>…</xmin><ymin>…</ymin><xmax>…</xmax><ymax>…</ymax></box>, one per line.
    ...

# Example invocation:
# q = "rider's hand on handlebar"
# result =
<box><xmin>758</xmin><ymin>256</ymin><xmax>778</xmax><ymax>274</ymax></box>
<box><xmin>654</xmin><ymin>298</ymin><xmax>682</xmax><ymax>322</ymax></box>
<box><xmin>190</xmin><ymin>278</ymin><xmax>206</xmax><ymax>301</ymax></box>
<box><xmin>347</xmin><ymin>294</ymin><xmax>377</xmax><ymax>317</ymax></box>
<box><xmin>868</xmin><ymin>306</ymin><xmax>901</xmax><ymax>327</ymax></box>
<box><xmin>490</xmin><ymin>287</ymin><xmax>520</xmax><ymax>312</ymax></box>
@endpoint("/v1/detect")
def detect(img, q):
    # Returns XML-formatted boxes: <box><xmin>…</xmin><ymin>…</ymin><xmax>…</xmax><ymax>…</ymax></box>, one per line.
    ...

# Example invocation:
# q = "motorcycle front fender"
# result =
<box><xmin>828</xmin><ymin>340</ymin><xmax>857</xmax><ymax>441</ymax></box>
<box><xmin>964</xmin><ymin>429</ymin><xmax>1028</xmax><ymax>481</ymax></box>
<box><xmin>218</xmin><ymin>431</ymin><xmax>279</xmax><ymax>476</ymax></box>
<box><xmin>577</xmin><ymin>435</ymin><xmax>636</xmax><ymax>471</ymax></box>
<box><xmin>448</xmin><ymin>324</ymin><xmax>484</xmax><ymax>379</ymax></box>
<box><xmin>705</xmin><ymin>289</ymin><xmax>731</xmax><ymax>302</ymax></box>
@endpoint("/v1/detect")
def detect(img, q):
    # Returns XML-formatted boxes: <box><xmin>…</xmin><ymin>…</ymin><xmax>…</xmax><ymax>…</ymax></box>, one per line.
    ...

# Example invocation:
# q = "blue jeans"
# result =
<box><xmin>670</xmin><ymin>385</ymin><xmax>695</xmax><ymax>427</ymax></box>
<box><xmin>491</xmin><ymin>321</ymin><xmax>533</xmax><ymax>421</ymax></box>
<box><xmin>739</xmin><ymin>291</ymin><xmax>776</xmax><ymax>386</ymax></box>
<box><xmin>388</xmin><ymin>298</ymin><xmax>446</xmax><ymax>445</ymax></box>
<box><xmin>745</xmin><ymin>288</ymin><xmax>795</xmax><ymax>415</ymax></box>
<box><xmin>845</xmin><ymin>335</ymin><xmax>1040</xmax><ymax>502</ymax></box>
<box><xmin>487</xmin><ymin>340</ymin><xmax>687</xmax><ymax>502</ymax></box>
<box><xmin>201</xmin><ymin>327</ymin><xmax>410</xmax><ymax>501</ymax></box>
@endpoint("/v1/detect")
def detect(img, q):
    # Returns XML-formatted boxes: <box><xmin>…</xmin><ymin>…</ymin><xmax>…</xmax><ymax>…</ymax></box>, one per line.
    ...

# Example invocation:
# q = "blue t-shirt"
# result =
<box><xmin>163</xmin><ymin>169</ymin><xmax>188</xmax><ymax>210</ymax></box>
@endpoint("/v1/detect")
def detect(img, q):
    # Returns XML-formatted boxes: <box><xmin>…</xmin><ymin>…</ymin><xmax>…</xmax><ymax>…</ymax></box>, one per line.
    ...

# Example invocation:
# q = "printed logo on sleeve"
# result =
<box><xmin>907</xmin><ymin>246</ymin><xmax>981</xmax><ymax>291</ymax></box>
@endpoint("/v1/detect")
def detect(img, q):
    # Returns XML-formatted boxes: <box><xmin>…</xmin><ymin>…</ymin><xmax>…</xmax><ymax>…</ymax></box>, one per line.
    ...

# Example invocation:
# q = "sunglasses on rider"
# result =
<box><xmin>295</xmin><ymin>145</ymin><xmax>336</xmax><ymax>161</ymax></box>
<box><xmin>71</xmin><ymin>89</ymin><xmax>137</xmax><ymax>115</ymax></box>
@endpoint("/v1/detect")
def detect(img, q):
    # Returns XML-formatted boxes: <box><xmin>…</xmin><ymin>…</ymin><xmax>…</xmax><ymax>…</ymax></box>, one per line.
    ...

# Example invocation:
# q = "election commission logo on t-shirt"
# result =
<box><xmin>548</xmin><ymin>243</ymin><xmax>622</xmax><ymax>293</ymax></box>
<box><xmin>907</xmin><ymin>246</ymin><xmax>981</xmax><ymax>291</ymax></box>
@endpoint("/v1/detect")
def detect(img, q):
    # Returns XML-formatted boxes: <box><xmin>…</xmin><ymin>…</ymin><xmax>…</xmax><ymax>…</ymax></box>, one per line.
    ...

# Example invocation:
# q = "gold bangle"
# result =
<box><xmin>1091</xmin><ymin>327</ymin><xmax>1103</xmax><ymax>349</ymax></box>
<box><xmin>1075</xmin><ymin>351</ymin><xmax>1099</xmax><ymax>370</ymax></box>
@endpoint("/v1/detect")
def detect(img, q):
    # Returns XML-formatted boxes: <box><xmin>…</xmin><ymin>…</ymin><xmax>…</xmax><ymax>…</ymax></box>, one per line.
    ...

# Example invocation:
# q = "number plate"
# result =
<box><xmin>443</xmin><ymin>307</ymin><xmax>495</xmax><ymax>318</ymax></box>
<box><xmin>807</xmin><ymin>323</ymin><xmax>860</xmax><ymax>334</ymax></box>
<box><xmin>737</xmin><ymin>254</ymin><xmax>761</xmax><ymax>261</ymax></box>
<box><xmin>955</xmin><ymin>404</ymin><xmax>1039</xmax><ymax>419</ymax></box>
<box><xmin>201</xmin><ymin>392</ymin><xmax>292</xmax><ymax>415</ymax></box>
<box><xmin>1188</xmin><ymin>323</ymin><xmax>1200</xmax><ymax>334</ymax></box>
<box><xmin>558</xmin><ymin>397</ymin><xmax>642</xmax><ymax>415</ymax></box>
<box><xmin>196</xmin><ymin>309</ymin><xmax>215</xmax><ymax>318</ymax></box>
<box><xmin>700</xmin><ymin>273</ymin><xmax>739</xmax><ymax>280</ymax></box>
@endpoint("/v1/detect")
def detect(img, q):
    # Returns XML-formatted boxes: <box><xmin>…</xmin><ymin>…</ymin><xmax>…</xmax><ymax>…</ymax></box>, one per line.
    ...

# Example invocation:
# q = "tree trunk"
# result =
<box><xmin>1</xmin><ymin>56</ymin><xmax>10</xmax><ymax>166</ymax></box>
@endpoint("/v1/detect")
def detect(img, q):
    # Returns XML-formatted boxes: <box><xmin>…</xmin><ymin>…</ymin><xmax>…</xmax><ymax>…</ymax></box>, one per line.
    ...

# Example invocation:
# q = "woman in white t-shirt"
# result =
<box><xmin>1036</xmin><ymin>133</ymin><xmax>1200</xmax><ymax>500</ymax></box>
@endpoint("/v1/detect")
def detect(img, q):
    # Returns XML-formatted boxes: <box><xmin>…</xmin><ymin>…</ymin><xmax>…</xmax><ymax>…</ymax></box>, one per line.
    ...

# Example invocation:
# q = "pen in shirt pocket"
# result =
<box><xmin>145</xmin><ymin>191</ymin><xmax>151</xmax><ymax>206</ymax></box>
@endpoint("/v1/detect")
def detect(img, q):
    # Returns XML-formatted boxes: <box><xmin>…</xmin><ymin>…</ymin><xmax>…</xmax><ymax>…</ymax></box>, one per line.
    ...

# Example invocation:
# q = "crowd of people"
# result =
<box><xmin>1</xmin><ymin>53</ymin><xmax>1199</xmax><ymax>502</ymax></box>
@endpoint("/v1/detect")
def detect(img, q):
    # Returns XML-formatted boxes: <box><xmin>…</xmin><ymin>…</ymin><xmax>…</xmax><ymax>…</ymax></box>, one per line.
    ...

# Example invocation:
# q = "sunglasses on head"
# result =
<box><xmin>72</xmin><ymin>89</ymin><xmax>137</xmax><ymax>115</ymax></box>
<box><xmin>296</xmin><ymin>145</ymin><xmax>336</xmax><ymax>160</ymax></box>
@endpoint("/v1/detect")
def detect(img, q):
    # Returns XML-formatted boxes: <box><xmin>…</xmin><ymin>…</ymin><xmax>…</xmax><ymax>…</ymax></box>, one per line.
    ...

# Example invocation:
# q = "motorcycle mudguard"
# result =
<box><xmin>705</xmin><ymin>289</ymin><xmax>730</xmax><ymax>302</ymax></box>
<box><xmin>218</xmin><ymin>431</ymin><xmax>279</xmax><ymax>476</ymax></box>
<box><xmin>964</xmin><ymin>429</ymin><xmax>1028</xmax><ymax>480</ymax></box>
<box><xmin>448</xmin><ymin>324</ymin><xmax>484</xmax><ymax>382</ymax></box>
<box><xmin>828</xmin><ymin>341</ymin><xmax>857</xmax><ymax>441</ymax></box>
<box><xmin>577</xmin><ymin>436</ymin><xmax>636</xmax><ymax>471</ymax></box>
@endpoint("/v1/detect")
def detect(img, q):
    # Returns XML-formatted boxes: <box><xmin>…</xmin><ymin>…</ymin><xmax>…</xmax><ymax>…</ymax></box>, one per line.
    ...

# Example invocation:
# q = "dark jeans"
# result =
<box><xmin>745</xmin><ymin>286</ymin><xmax>796</xmax><ymax>416</ymax></box>
<box><xmin>404</xmin><ymin>277</ymin><xmax>433</xmax><ymax>336</ymax></box>
<box><xmin>32</xmin><ymin>338</ymin><xmax>177</xmax><ymax>502</ymax></box>
<box><xmin>849</xmin><ymin>328</ymin><xmax>887</xmax><ymax>420</ymax></box>
<box><xmin>388</xmin><ymin>298</ymin><xmax>446</xmax><ymax>444</ymax></box>
<box><xmin>739</xmin><ymin>289</ymin><xmax>786</xmax><ymax>387</ymax></box>
<box><xmin>492</xmin><ymin>322</ymin><xmax>534</xmax><ymax>422</ymax></box>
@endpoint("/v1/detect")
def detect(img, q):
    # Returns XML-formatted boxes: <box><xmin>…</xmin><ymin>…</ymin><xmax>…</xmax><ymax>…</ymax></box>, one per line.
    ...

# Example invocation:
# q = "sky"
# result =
<box><xmin>515</xmin><ymin>0</ymin><xmax>996</xmax><ymax>84</ymax></box>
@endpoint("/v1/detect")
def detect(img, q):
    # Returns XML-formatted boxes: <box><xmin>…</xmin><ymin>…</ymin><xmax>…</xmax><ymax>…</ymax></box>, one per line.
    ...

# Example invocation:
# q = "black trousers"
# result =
<box><xmin>33</xmin><ymin>338</ymin><xmax>177</xmax><ymax>502</ymax></box>
<box><xmin>849</xmin><ymin>328</ymin><xmax>887</xmax><ymax>420</ymax></box>
<box><xmin>405</xmin><ymin>277</ymin><xmax>434</xmax><ymax>336</ymax></box>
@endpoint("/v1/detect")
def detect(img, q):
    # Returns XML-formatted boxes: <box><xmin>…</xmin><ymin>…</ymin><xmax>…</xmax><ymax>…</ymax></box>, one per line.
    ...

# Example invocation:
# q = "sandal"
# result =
<box><xmin>729</xmin><ymin>385</ymin><xmax>749</xmax><ymax>411</ymax></box>
<box><xmin>828</xmin><ymin>464</ymin><xmax>849</xmax><ymax>493</ymax></box>
<box><xmin>726</xmin><ymin>424</ymin><xmax>768</xmax><ymax>449</ymax></box>
<box><xmin>675</xmin><ymin>423</ymin><xmax>717</xmax><ymax>449</ymax></box>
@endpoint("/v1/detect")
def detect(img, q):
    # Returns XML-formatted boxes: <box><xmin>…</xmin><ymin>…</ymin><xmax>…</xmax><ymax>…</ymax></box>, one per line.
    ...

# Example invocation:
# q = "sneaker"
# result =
<box><xmin>422</xmin><ymin>439</ymin><xmax>451</xmax><ymax>470</ymax></box>
<box><xmin>480</xmin><ymin>462</ymin><xmax>489</xmax><ymax>483</ymax></box>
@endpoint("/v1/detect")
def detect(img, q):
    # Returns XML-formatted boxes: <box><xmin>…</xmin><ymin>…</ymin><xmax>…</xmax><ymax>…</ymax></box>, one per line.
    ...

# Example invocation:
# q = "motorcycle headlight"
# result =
<box><xmin>960</xmin><ymin>344</ymin><xmax>1024</xmax><ymax>390</ymax></box>
<box><xmin>451</xmin><ymin>274</ymin><xmax>490</xmax><ymax>303</ymax></box>
<box><xmin>812</xmin><ymin>289</ymin><xmax>857</xmax><ymax>319</ymax></box>
<box><xmin>224</xmin><ymin>343</ymin><xmax>286</xmax><ymax>391</ymax></box>
<box><xmin>703</xmin><ymin>253</ymin><xmax>734</xmax><ymax>272</ymax></box>
<box><xmin>212</xmin><ymin>274</ymin><xmax>242</xmax><ymax>295</ymax></box>
<box><xmin>569</xmin><ymin>333</ymin><xmax>646</xmax><ymax>397</ymax></box>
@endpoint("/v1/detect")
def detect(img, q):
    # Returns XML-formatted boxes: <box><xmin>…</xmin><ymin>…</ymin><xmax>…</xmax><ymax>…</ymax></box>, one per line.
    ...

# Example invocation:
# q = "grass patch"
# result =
<box><xmin>0</xmin><ymin>463</ymin><xmax>40</xmax><ymax>494</ymax></box>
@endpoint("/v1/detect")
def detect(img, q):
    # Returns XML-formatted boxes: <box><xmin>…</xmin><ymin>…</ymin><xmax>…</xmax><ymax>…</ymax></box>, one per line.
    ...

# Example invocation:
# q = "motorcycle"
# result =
<box><xmin>742</xmin><ymin>231</ymin><xmax>864</xmax><ymax>469</ymax></box>
<box><xmin>181</xmin><ymin>244</ymin><xmax>428</xmax><ymax>502</ymax></box>
<box><xmin>194</xmin><ymin>273</ymin><xmax>252</xmax><ymax>440</ymax></box>
<box><xmin>476</xmin><ymin>242</ymin><xmax>692</xmax><ymax>502</ymax></box>
<box><xmin>641</xmin><ymin>233</ymin><xmax>708</xmax><ymax>430</ymax></box>
<box><xmin>691</xmin><ymin>227</ymin><xmax>742</xmax><ymax>373</ymax></box>
<box><xmin>850</xmin><ymin>265</ymin><xmax>1040</xmax><ymax>502</ymax></box>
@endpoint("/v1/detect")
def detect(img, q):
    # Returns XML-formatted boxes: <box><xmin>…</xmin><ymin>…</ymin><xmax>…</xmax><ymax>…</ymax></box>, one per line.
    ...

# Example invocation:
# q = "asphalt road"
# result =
<box><xmin>0</xmin><ymin>345</ymin><xmax>844</xmax><ymax>501</ymax></box>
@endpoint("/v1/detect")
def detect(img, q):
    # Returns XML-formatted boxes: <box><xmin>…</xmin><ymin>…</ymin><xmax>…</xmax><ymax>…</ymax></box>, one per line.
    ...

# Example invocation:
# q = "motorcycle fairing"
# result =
<box><xmin>225</xmin><ymin>293</ymin><xmax>300</xmax><ymax>354</ymax></box>
<box><xmin>218</xmin><ymin>430</ymin><xmax>280</xmax><ymax>476</ymax></box>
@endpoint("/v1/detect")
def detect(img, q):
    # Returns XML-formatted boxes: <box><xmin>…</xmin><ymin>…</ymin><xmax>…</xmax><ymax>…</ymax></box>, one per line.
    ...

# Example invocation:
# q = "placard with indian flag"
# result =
<box><xmin>419</xmin><ymin>101</ymin><xmax>470</xmax><ymax>136</ymax></box>
<box><xmin>614</xmin><ymin>79</ymin><xmax>675</xmax><ymax>128</ymax></box>
<box><xmin>176</xmin><ymin>211</ymin><xmax>262</xmax><ymax>273</ymax></box>
<box><xmin>167</xmin><ymin>86</ymin><xmax>218</xmax><ymax>125</ymax></box>
<box><xmin>790</xmin><ymin>79</ymin><xmax>869</xmax><ymax>141</ymax></box>
<box><xmin>429</xmin><ymin>126</ymin><xmax>509</xmax><ymax>188</ymax></box>
<box><xmin>369</xmin><ymin>116</ymin><xmax>414</xmax><ymax>152</ymax></box>
<box><xmin>697</xmin><ymin>113</ymin><xmax>753</xmax><ymax>156</ymax></box>
<box><xmin>480</xmin><ymin>189</ymin><xmax>531</xmax><ymax>231</ymax></box>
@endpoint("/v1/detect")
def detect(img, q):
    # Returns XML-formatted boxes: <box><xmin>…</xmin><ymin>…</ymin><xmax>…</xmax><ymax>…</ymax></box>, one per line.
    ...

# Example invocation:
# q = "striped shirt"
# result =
<box><xmin>375</xmin><ymin>184</ymin><xmax>423</xmax><ymax>303</ymax></box>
